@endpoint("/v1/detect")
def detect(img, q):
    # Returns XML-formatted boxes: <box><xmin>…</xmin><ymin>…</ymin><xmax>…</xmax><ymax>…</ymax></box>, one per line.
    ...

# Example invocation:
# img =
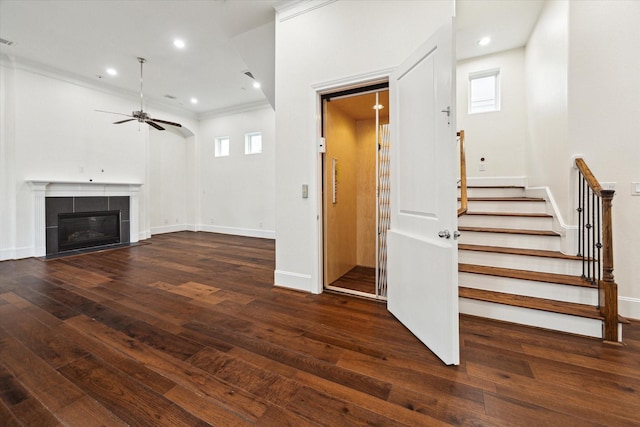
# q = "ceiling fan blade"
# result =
<box><xmin>149</xmin><ymin>118</ymin><xmax>182</xmax><ymax>128</ymax></box>
<box><xmin>95</xmin><ymin>109</ymin><xmax>132</xmax><ymax>118</ymax></box>
<box><xmin>113</xmin><ymin>119</ymin><xmax>136</xmax><ymax>124</ymax></box>
<box><xmin>146</xmin><ymin>120</ymin><xmax>165</xmax><ymax>131</ymax></box>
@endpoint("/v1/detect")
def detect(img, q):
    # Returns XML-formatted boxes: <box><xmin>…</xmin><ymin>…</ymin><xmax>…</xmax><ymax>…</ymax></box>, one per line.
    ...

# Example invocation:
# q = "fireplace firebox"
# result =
<box><xmin>58</xmin><ymin>210</ymin><xmax>121</xmax><ymax>252</ymax></box>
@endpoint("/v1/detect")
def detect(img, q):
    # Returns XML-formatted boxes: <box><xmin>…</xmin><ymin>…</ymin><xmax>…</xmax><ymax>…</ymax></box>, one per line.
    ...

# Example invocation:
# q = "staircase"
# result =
<box><xmin>457</xmin><ymin>185</ymin><xmax>621</xmax><ymax>340</ymax></box>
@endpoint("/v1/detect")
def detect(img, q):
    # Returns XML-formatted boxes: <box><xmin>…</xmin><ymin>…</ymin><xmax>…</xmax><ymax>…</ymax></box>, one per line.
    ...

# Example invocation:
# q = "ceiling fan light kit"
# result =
<box><xmin>96</xmin><ymin>57</ymin><xmax>182</xmax><ymax>131</ymax></box>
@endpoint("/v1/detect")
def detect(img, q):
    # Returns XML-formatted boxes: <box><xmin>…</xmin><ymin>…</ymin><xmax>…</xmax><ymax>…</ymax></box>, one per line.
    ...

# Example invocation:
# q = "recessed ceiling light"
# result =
<box><xmin>174</xmin><ymin>39</ymin><xmax>186</xmax><ymax>49</ymax></box>
<box><xmin>478</xmin><ymin>37</ymin><xmax>491</xmax><ymax>46</ymax></box>
<box><xmin>372</xmin><ymin>104</ymin><xmax>384</xmax><ymax>110</ymax></box>
<box><xmin>190</xmin><ymin>97</ymin><xmax>198</xmax><ymax>104</ymax></box>
<box><xmin>252</xmin><ymin>81</ymin><xmax>261</xmax><ymax>89</ymax></box>
<box><xmin>106</xmin><ymin>68</ymin><xmax>117</xmax><ymax>76</ymax></box>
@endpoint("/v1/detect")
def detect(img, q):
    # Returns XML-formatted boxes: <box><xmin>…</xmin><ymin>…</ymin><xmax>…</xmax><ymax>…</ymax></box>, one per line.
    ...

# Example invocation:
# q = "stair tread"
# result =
<box><xmin>458</xmin><ymin>226</ymin><xmax>560</xmax><ymax>236</ymax></box>
<box><xmin>458</xmin><ymin>263</ymin><xmax>595</xmax><ymax>288</ymax></box>
<box><xmin>459</xmin><ymin>287</ymin><xmax>603</xmax><ymax>320</ymax></box>
<box><xmin>465</xmin><ymin>211</ymin><xmax>553</xmax><ymax>218</ymax></box>
<box><xmin>459</xmin><ymin>244</ymin><xmax>583</xmax><ymax>260</ymax></box>
<box><xmin>467</xmin><ymin>197</ymin><xmax>545</xmax><ymax>202</ymax></box>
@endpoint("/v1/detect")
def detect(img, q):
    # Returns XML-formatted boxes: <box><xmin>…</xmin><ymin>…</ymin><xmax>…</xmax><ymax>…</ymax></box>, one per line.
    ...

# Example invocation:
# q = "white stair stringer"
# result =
<box><xmin>458</xmin><ymin>250</ymin><xmax>582</xmax><ymax>276</ymax></box>
<box><xmin>458</xmin><ymin>230</ymin><xmax>561</xmax><ymax>251</ymax></box>
<box><xmin>458</xmin><ymin>272</ymin><xmax>598</xmax><ymax>305</ymax></box>
<box><xmin>459</xmin><ymin>297</ymin><xmax>604</xmax><ymax>339</ymax></box>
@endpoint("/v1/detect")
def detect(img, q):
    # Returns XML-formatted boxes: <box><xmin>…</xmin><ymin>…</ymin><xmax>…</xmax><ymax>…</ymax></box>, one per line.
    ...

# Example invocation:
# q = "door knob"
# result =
<box><xmin>438</xmin><ymin>230</ymin><xmax>451</xmax><ymax>239</ymax></box>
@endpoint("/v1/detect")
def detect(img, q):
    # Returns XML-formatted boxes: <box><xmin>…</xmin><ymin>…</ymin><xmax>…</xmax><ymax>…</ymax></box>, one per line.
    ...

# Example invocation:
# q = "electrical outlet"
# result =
<box><xmin>632</xmin><ymin>182</ymin><xmax>640</xmax><ymax>196</ymax></box>
<box><xmin>164</xmin><ymin>219</ymin><xmax>168</xmax><ymax>224</ymax></box>
<box><xmin>479</xmin><ymin>164</ymin><xmax>485</xmax><ymax>172</ymax></box>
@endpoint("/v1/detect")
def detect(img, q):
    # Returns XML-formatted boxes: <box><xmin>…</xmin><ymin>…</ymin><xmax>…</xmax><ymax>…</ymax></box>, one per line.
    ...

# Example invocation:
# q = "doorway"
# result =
<box><xmin>322</xmin><ymin>85</ymin><xmax>389</xmax><ymax>298</ymax></box>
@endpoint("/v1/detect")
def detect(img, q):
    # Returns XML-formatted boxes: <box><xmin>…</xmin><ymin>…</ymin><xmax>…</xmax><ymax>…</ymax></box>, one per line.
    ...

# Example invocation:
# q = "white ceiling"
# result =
<box><xmin>0</xmin><ymin>0</ymin><xmax>544</xmax><ymax>117</ymax></box>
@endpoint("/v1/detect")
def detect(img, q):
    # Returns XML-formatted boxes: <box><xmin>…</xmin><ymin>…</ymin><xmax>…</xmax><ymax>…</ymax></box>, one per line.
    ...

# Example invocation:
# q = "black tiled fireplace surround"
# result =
<box><xmin>46</xmin><ymin>196</ymin><xmax>130</xmax><ymax>255</ymax></box>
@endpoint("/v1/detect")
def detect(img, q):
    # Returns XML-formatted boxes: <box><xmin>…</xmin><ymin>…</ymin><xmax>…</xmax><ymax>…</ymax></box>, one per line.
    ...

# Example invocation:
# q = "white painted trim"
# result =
<box><xmin>274</xmin><ymin>269</ymin><xmax>314</xmax><ymax>293</ymax></box>
<box><xmin>276</xmin><ymin>0</ymin><xmax>337</xmax><ymax>22</ymax></box>
<box><xmin>139</xmin><ymin>230</ymin><xmax>151</xmax><ymax>240</ymax></box>
<box><xmin>619</xmin><ymin>296</ymin><xmax>640</xmax><ymax>321</ymax></box>
<box><xmin>198</xmin><ymin>224</ymin><xmax>275</xmax><ymax>240</ymax></box>
<box><xmin>197</xmin><ymin>101</ymin><xmax>273</xmax><ymax>121</ymax></box>
<box><xmin>311</xmin><ymin>69</ymin><xmax>393</xmax><ymax>94</ymax></box>
<box><xmin>0</xmin><ymin>246</ymin><xmax>32</xmax><ymax>261</ymax></box>
<box><xmin>466</xmin><ymin>176</ymin><xmax>527</xmax><ymax>187</ymax></box>
<box><xmin>150</xmin><ymin>224</ymin><xmax>189</xmax><ymax>235</ymax></box>
<box><xmin>525</xmin><ymin>185</ymin><xmax>578</xmax><ymax>255</ymax></box>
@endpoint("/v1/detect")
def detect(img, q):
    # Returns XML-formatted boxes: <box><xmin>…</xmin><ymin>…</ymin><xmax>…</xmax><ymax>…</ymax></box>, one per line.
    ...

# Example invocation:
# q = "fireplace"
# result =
<box><xmin>28</xmin><ymin>181</ymin><xmax>142</xmax><ymax>258</ymax></box>
<box><xmin>58</xmin><ymin>210</ymin><xmax>121</xmax><ymax>252</ymax></box>
<box><xmin>44</xmin><ymin>195</ymin><xmax>131</xmax><ymax>256</ymax></box>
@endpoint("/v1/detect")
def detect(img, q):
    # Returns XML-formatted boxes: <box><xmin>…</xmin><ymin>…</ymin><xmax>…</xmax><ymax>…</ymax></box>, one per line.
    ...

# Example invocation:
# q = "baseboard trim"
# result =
<box><xmin>199</xmin><ymin>224</ymin><xmax>275</xmax><ymax>240</ymax></box>
<box><xmin>274</xmin><ymin>269</ymin><xmax>315</xmax><ymax>294</ymax></box>
<box><xmin>150</xmin><ymin>224</ymin><xmax>189</xmax><ymax>235</ymax></box>
<box><xmin>0</xmin><ymin>246</ymin><xmax>32</xmax><ymax>261</ymax></box>
<box><xmin>620</xmin><ymin>296</ymin><xmax>640</xmax><ymax>321</ymax></box>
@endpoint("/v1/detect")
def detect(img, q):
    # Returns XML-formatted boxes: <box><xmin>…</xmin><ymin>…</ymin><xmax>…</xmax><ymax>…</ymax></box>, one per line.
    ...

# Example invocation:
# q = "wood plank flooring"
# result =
<box><xmin>1</xmin><ymin>231</ymin><xmax>639</xmax><ymax>426</ymax></box>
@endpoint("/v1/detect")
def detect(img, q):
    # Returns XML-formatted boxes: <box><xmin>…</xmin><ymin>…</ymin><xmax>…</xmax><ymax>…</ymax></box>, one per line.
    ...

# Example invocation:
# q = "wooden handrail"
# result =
<box><xmin>575</xmin><ymin>157</ymin><xmax>619</xmax><ymax>343</ymax></box>
<box><xmin>575</xmin><ymin>158</ymin><xmax>603</xmax><ymax>195</ymax></box>
<box><xmin>457</xmin><ymin>130</ymin><xmax>468</xmax><ymax>217</ymax></box>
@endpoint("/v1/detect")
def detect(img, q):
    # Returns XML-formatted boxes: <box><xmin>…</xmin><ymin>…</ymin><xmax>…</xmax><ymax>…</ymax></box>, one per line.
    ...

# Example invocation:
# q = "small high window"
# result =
<box><xmin>245</xmin><ymin>132</ymin><xmax>262</xmax><ymax>155</ymax></box>
<box><xmin>215</xmin><ymin>136</ymin><xmax>230</xmax><ymax>157</ymax></box>
<box><xmin>469</xmin><ymin>69</ymin><xmax>500</xmax><ymax>114</ymax></box>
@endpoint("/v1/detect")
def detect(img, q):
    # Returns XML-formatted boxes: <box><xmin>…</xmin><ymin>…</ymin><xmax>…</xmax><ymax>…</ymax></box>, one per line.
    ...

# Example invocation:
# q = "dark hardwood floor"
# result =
<box><xmin>328</xmin><ymin>266</ymin><xmax>377</xmax><ymax>295</ymax></box>
<box><xmin>1</xmin><ymin>231</ymin><xmax>639</xmax><ymax>426</ymax></box>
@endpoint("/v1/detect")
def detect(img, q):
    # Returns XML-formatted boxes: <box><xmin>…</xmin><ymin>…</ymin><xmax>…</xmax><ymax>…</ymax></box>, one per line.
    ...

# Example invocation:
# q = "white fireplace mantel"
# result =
<box><xmin>27</xmin><ymin>180</ymin><xmax>143</xmax><ymax>257</ymax></box>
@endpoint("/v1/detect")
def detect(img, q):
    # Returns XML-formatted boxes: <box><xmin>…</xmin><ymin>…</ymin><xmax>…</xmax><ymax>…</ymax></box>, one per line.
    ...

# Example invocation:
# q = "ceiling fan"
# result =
<box><xmin>96</xmin><ymin>57</ymin><xmax>182</xmax><ymax>131</ymax></box>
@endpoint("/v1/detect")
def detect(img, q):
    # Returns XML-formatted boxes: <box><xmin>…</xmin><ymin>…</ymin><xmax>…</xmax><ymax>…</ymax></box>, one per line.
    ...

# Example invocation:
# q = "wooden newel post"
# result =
<box><xmin>600</xmin><ymin>190</ymin><xmax>618</xmax><ymax>342</ymax></box>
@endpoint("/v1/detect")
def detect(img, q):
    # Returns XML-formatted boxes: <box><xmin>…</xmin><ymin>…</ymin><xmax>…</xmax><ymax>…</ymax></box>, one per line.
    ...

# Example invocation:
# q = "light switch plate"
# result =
<box><xmin>632</xmin><ymin>182</ymin><xmax>640</xmax><ymax>196</ymax></box>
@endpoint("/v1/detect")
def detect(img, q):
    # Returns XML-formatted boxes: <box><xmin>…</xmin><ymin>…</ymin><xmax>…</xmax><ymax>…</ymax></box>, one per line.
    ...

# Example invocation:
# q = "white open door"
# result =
<box><xmin>387</xmin><ymin>20</ymin><xmax>459</xmax><ymax>365</ymax></box>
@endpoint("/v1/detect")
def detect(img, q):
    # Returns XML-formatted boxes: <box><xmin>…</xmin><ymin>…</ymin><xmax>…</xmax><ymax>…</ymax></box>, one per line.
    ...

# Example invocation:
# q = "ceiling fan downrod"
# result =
<box><xmin>137</xmin><ymin>57</ymin><xmax>146</xmax><ymax>118</ymax></box>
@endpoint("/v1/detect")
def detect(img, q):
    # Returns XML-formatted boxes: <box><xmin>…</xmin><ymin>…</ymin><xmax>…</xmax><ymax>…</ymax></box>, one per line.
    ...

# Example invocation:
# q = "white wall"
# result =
<box><xmin>274</xmin><ymin>0</ymin><xmax>454</xmax><ymax>293</ymax></box>
<box><xmin>457</xmin><ymin>48</ymin><xmax>528</xmax><ymax>179</ymax></box>
<box><xmin>523</xmin><ymin>0</ymin><xmax>640</xmax><ymax>318</ymax></box>
<box><xmin>148</xmin><ymin>128</ymin><xmax>190</xmax><ymax>235</ymax></box>
<box><xmin>0</xmin><ymin>62</ymin><xmax>197</xmax><ymax>259</ymax></box>
<box><xmin>525</xmin><ymin>0</ymin><xmax>570</xmax><ymax>220</ymax></box>
<box><xmin>198</xmin><ymin>106</ymin><xmax>275</xmax><ymax>238</ymax></box>
<box><xmin>567</xmin><ymin>0</ymin><xmax>640</xmax><ymax>318</ymax></box>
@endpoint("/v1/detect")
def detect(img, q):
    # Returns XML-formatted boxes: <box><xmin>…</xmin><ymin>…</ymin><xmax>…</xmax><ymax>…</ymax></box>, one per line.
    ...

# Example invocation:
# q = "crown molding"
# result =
<box><xmin>275</xmin><ymin>0</ymin><xmax>337</xmax><ymax>22</ymax></box>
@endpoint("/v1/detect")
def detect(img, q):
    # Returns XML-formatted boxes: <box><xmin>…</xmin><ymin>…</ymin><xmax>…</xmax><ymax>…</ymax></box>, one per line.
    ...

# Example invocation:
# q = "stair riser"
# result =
<box><xmin>459</xmin><ymin>272</ymin><xmax>598</xmax><ymax>305</ymax></box>
<box><xmin>459</xmin><ymin>251</ymin><xmax>583</xmax><ymax>276</ymax></box>
<box><xmin>459</xmin><ymin>298</ymin><xmax>605</xmax><ymax>339</ymax></box>
<box><xmin>467</xmin><ymin>200</ymin><xmax>547</xmax><ymax>214</ymax></box>
<box><xmin>458</xmin><ymin>232</ymin><xmax>561</xmax><ymax>251</ymax></box>
<box><xmin>459</xmin><ymin>215</ymin><xmax>553</xmax><ymax>231</ymax></box>
<box><xmin>461</xmin><ymin>187</ymin><xmax>526</xmax><ymax>198</ymax></box>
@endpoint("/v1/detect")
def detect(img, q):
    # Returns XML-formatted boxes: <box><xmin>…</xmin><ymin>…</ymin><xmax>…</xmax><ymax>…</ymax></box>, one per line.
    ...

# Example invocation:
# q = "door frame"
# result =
<box><xmin>311</xmin><ymin>70</ymin><xmax>393</xmax><ymax>295</ymax></box>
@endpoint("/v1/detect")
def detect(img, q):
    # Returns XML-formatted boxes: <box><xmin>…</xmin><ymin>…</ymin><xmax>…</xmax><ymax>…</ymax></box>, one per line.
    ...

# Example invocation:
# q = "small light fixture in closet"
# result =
<box><xmin>372</xmin><ymin>104</ymin><xmax>384</xmax><ymax>110</ymax></box>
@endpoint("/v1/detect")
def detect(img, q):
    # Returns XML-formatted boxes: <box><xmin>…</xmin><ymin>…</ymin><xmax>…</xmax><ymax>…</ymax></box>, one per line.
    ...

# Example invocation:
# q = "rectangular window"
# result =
<box><xmin>245</xmin><ymin>132</ymin><xmax>262</xmax><ymax>155</ymax></box>
<box><xmin>215</xmin><ymin>136</ymin><xmax>229</xmax><ymax>157</ymax></box>
<box><xmin>469</xmin><ymin>69</ymin><xmax>500</xmax><ymax>114</ymax></box>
